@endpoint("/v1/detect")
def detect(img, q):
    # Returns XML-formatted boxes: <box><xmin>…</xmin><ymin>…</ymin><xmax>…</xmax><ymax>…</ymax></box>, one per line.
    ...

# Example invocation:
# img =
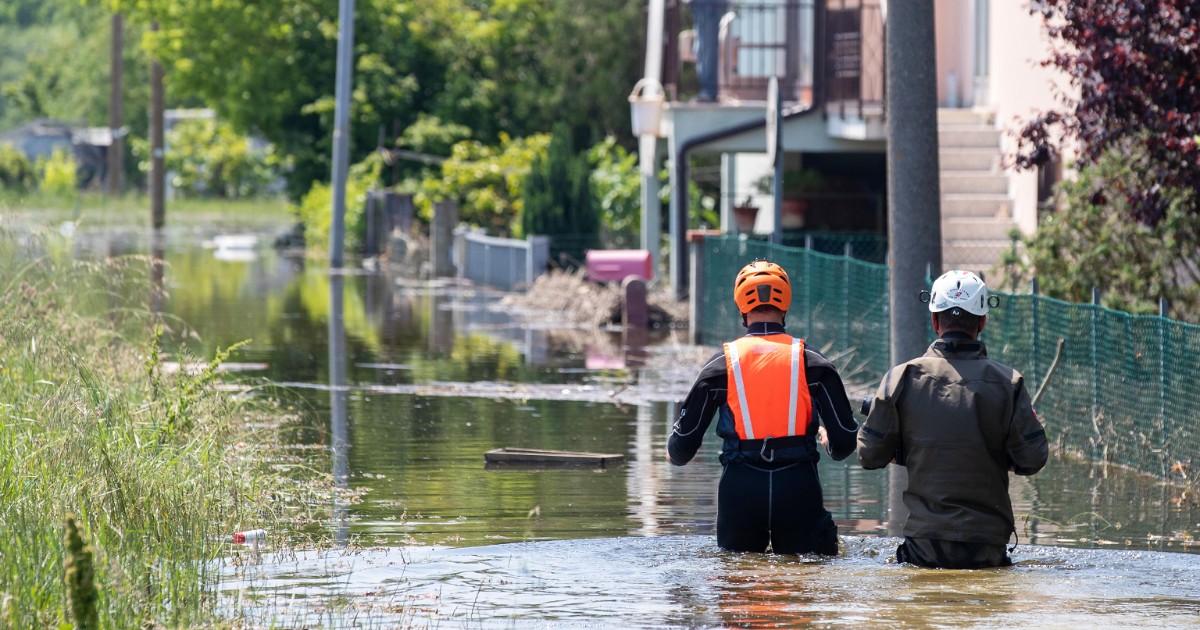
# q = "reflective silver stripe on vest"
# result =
<box><xmin>787</xmin><ymin>338</ymin><xmax>800</xmax><ymax>435</ymax></box>
<box><xmin>727</xmin><ymin>342</ymin><xmax>755</xmax><ymax>440</ymax></box>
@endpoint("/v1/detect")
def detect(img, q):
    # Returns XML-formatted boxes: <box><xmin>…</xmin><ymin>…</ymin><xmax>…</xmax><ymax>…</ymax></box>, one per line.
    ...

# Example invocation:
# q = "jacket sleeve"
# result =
<box><xmin>805</xmin><ymin>347</ymin><xmax>859</xmax><ymax>461</ymax></box>
<box><xmin>667</xmin><ymin>350</ymin><xmax>727</xmax><ymax>465</ymax></box>
<box><xmin>1006</xmin><ymin>376</ymin><xmax>1049</xmax><ymax>475</ymax></box>
<box><xmin>857</xmin><ymin>366</ymin><xmax>904</xmax><ymax>469</ymax></box>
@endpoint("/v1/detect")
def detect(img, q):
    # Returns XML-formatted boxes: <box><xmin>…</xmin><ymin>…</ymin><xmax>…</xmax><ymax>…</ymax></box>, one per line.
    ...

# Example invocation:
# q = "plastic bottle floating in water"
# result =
<box><xmin>231</xmin><ymin>529</ymin><xmax>266</xmax><ymax>545</ymax></box>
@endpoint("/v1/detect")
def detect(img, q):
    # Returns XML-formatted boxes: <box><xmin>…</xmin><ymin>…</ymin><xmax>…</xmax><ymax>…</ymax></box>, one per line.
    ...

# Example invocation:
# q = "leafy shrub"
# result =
<box><xmin>132</xmin><ymin>118</ymin><xmax>281</xmax><ymax>199</ymax></box>
<box><xmin>36</xmin><ymin>147</ymin><xmax>76</xmax><ymax>198</ymax></box>
<box><xmin>0</xmin><ymin>143</ymin><xmax>35</xmax><ymax>191</ymax></box>
<box><xmin>295</xmin><ymin>152</ymin><xmax>383</xmax><ymax>254</ymax></box>
<box><xmin>419</xmin><ymin>132</ymin><xmax>550</xmax><ymax>236</ymax></box>
<box><xmin>1019</xmin><ymin>145</ymin><xmax>1200</xmax><ymax>320</ymax></box>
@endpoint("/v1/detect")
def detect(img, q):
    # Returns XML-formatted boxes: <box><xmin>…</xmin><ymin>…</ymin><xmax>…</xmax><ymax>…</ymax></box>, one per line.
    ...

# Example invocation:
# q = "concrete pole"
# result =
<box><xmin>329</xmin><ymin>0</ymin><xmax>357</xmax><ymax>269</ymax></box>
<box><xmin>885</xmin><ymin>0</ymin><xmax>942</xmax><ymax>536</ymax></box>
<box><xmin>107</xmin><ymin>13</ymin><xmax>124</xmax><ymax>196</ymax></box>
<box><xmin>886</xmin><ymin>1</ymin><xmax>941</xmax><ymax>366</ymax></box>
<box><xmin>149</xmin><ymin>21</ymin><xmax>165</xmax><ymax>229</ymax></box>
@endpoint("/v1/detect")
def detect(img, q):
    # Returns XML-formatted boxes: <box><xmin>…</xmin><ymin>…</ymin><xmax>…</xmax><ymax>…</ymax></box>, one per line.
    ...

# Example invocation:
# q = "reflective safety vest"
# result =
<box><xmin>723</xmin><ymin>334</ymin><xmax>813</xmax><ymax>440</ymax></box>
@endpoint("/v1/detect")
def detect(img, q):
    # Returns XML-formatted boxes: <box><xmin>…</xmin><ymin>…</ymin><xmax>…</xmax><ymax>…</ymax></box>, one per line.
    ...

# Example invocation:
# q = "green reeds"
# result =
<box><xmin>0</xmin><ymin>228</ymin><xmax>314</xmax><ymax>627</ymax></box>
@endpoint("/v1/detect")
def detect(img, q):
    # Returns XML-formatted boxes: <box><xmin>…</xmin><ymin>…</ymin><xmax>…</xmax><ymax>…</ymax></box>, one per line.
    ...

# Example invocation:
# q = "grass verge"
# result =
<box><xmin>0</xmin><ymin>227</ymin><xmax>322</xmax><ymax>627</ymax></box>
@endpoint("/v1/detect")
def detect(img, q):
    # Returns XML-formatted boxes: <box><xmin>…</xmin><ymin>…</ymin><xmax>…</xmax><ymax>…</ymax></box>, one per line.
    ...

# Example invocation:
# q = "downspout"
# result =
<box><xmin>671</xmin><ymin>0</ymin><xmax>827</xmax><ymax>301</ymax></box>
<box><xmin>671</xmin><ymin>104</ymin><xmax>820</xmax><ymax>301</ymax></box>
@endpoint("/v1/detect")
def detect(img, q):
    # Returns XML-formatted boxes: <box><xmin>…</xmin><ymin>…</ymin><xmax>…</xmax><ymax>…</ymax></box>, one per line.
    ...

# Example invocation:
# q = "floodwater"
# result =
<box><xmin>58</xmin><ymin>223</ymin><xmax>1200</xmax><ymax>627</ymax></box>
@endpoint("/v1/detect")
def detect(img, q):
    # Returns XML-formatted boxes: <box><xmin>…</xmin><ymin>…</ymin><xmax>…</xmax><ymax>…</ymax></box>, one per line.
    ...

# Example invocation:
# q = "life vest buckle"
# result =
<box><xmin>760</xmin><ymin>436</ymin><xmax>775</xmax><ymax>463</ymax></box>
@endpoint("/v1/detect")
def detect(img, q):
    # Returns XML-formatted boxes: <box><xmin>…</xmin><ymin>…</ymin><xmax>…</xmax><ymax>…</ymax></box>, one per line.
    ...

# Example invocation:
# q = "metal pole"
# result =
<box><xmin>108</xmin><ymin>12</ymin><xmax>124</xmax><ymax>196</ymax></box>
<box><xmin>1031</xmin><ymin>277</ymin><xmax>1039</xmax><ymax>382</ymax></box>
<box><xmin>329</xmin><ymin>0</ymin><xmax>357</xmax><ymax>269</ymax></box>
<box><xmin>1159</xmin><ymin>296</ymin><xmax>1169</xmax><ymax>477</ymax></box>
<box><xmin>149</xmin><ymin>21</ymin><xmax>165</xmax><ymax>229</ymax></box>
<box><xmin>1091</xmin><ymin>287</ymin><xmax>1101</xmax><ymax>415</ymax></box>
<box><xmin>885</xmin><ymin>0</ymin><xmax>942</xmax><ymax>366</ymax></box>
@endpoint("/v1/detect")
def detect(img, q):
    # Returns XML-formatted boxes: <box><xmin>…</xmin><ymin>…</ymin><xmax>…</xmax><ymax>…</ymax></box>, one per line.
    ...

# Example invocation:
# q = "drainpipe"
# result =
<box><xmin>670</xmin><ymin>104</ymin><xmax>818</xmax><ymax>301</ymax></box>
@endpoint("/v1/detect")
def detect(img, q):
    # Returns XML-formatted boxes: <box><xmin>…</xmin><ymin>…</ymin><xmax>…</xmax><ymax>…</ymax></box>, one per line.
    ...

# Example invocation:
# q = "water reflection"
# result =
<box><xmin>45</xmin><ymin>227</ymin><xmax>1200</xmax><ymax>624</ymax></box>
<box><xmin>329</xmin><ymin>272</ymin><xmax>350</xmax><ymax>546</ymax></box>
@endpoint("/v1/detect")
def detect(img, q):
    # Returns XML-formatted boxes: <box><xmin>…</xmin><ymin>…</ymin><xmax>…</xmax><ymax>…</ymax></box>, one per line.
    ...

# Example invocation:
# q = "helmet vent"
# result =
<box><xmin>755</xmin><ymin>284</ymin><xmax>772</xmax><ymax>304</ymax></box>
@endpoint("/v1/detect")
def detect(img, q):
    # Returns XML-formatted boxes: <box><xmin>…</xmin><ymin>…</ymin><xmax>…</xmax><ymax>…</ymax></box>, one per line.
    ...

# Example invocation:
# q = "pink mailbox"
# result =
<box><xmin>585</xmin><ymin>249</ymin><xmax>653</xmax><ymax>283</ymax></box>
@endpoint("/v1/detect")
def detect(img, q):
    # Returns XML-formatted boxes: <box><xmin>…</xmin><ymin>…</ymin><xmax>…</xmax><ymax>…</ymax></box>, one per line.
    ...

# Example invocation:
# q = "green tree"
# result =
<box><xmin>107</xmin><ymin>0</ymin><xmax>643</xmax><ymax>199</ymax></box>
<box><xmin>522</xmin><ymin>124</ymin><xmax>599</xmax><ymax>267</ymax></box>
<box><xmin>587</xmin><ymin>136</ymin><xmax>642</xmax><ymax>248</ymax></box>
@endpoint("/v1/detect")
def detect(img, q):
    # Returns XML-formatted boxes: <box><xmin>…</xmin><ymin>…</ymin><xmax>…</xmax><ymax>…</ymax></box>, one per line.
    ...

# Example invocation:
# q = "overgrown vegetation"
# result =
<box><xmin>1014</xmin><ymin>146</ymin><xmax>1200</xmax><ymax>319</ymax></box>
<box><xmin>1013</xmin><ymin>0</ymin><xmax>1200</xmax><ymax>318</ymax></box>
<box><xmin>0</xmin><ymin>229</ymin><xmax>322</xmax><ymax>626</ymax></box>
<box><xmin>521</xmin><ymin>124</ymin><xmax>599</xmax><ymax>267</ymax></box>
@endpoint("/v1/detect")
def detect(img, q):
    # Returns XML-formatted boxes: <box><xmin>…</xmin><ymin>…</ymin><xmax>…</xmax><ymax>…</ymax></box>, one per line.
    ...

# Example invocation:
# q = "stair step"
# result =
<box><xmin>942</xmin><ymin>194</ymin><xmax>1012</xmax><ymax>218</ymax></box>
<box><xmin>938</xmin><ymin>128</ymin><xmax>1002</xmax><ymax>148</ymax></box>
<box><xmin>942</xmin><ymin>239</ymin><xmax>1015</xmax><ymax>275</ymax></box>
<box><xmin>941</xmin><ymin>173</ymin><xmax>1009</xmax><ymax>194</ymax></box>
<box><xmin>942</xmin><ymin>217</ymin><xmax>1018</xmax><ymax>241</ymax></box>
<box><xmin>940</xmin><ymin>148</ymin><xmax>999</xmax><ymax>171</ymax></box>
<box><xmin>937</xmin><ymin>108</ymin><xmax>996</xmax><ymax>126</ymax></box>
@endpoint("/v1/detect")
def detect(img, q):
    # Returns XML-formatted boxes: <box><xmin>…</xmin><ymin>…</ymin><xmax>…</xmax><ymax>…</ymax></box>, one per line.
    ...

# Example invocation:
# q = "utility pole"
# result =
<box><xmin>886</xmin><ymin>1</ymin><xmax>941</xmax><ymax>365</ymax></box>
<box><xmin>328</xmin><ymin>0</ymin><xmax>356</xmax><ymax>269</ymax></box>
<box><xmin>108</xmin><ymin>12</ymin><xmax>124</xmax><ymax>196</ymax></box>
<box><xmin>149</xmin><ymin>21</ymin><xmax>165</xmax><ymax>229</ymax></box>
<box><xmin>884</xmin><ymin>0</ymin><xmax>942</xmax><ymax>538</ymax></box>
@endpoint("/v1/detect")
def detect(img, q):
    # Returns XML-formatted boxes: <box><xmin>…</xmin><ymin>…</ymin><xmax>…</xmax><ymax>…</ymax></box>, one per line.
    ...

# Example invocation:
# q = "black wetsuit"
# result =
<box><xmin>668</xmin><ymin>322</ymin><xmax>860</xmax><ymax>554</ymax></box>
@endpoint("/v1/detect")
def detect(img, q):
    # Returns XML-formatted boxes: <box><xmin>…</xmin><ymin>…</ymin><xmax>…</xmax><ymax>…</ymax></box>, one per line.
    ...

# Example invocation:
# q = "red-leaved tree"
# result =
<box><xmin>1013</xmin><ymin>0</ymin><xmax>1200</xmax><ymax>225</ymax></box>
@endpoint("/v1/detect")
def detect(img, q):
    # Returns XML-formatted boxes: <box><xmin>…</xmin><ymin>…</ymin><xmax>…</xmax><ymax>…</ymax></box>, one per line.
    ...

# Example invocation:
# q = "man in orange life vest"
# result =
<box><xmin>668</xmin><ymin>260</ymin><xmax>860</xmax><ymax>554</ymax></box>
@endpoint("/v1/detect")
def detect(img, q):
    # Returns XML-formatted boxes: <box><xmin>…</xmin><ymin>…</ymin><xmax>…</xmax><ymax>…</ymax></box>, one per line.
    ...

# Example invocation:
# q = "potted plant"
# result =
<box><xmin>732</xmin><ymin>196</ymin><xmax>759</xmax><ymax>233</ymax></box>
<box><xmin>755</xmin><ymin>169</ymin><xmax>824</xmax><ymax>229</ymax></box>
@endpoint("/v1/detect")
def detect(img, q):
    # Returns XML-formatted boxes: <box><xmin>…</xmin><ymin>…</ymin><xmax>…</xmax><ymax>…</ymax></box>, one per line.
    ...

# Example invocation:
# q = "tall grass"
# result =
<box><xmin>0</xmin><ymin>228</ymin><xmax>313</xmax><ymax>627</ymax></box>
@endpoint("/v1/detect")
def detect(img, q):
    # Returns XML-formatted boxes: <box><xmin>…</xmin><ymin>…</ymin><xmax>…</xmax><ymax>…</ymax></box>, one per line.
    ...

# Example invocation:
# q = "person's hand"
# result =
<box><xmin>817</xmin><ymin>426</ymin><xmax>829</xmax><ymax>450</ymax></box>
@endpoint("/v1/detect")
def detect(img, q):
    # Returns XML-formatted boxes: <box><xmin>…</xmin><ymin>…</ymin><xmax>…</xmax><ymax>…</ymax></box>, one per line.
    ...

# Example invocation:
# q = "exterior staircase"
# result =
<box><xmin>938</xmin><ymin>108</ymin><xmax>1017</xmax><ymax>275</ymax></box>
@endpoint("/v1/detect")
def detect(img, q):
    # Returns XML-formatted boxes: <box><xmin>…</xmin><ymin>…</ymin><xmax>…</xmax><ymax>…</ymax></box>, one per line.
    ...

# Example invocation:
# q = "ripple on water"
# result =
<box><xmin>219</xmin><ymin>535</ymin><xmax>1200</xmax><ymax>628</ymax></box>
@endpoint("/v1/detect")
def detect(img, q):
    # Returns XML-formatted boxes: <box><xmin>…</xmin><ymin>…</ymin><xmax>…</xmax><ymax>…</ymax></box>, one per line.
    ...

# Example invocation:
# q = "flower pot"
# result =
<box><xmin>733</xmin><ymin>205</ymin><xmax>759</xmax><ymax>232</ymax></box>
<box><xmin>781</xmin><ymin>199</ymin><xmax>807</xmax><ymax>229</ymax></box>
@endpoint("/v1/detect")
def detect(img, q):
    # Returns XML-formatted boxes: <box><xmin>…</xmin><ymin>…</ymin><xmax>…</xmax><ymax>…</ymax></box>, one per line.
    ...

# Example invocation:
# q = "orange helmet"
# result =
<box><xmin>733</xmin><ymin>260</ymin><xmax>791</xmax><ymax>314</ymax></box>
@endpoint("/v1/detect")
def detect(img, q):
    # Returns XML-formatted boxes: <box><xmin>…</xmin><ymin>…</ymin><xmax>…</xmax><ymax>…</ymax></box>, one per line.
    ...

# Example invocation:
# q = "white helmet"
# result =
<box><xmin>929</xmin><ymin>270</ymin><xmax>990</xmax><ymax>316</ymax></box>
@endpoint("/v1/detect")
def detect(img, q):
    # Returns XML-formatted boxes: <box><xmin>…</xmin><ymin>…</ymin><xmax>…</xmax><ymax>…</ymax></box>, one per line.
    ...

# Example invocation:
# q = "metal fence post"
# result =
<box><xmin>1091</xmin><ymin>287</ymin><xmax>1101</xmax><ymax>417</ymax></box>
<box><xmin>805</xmin><ymin>235</ymin><xmax>813</xmax><ymax>337</ymax></box>
<box><xmin>842</xmin><ymin>242</ymin><xmax>852</xmax><ymax>351</ymax></box>
<box><xmin>1159</xmin><ymin>297</ymin><xmax>1169</xmax><ymax>476</ymax></box>
<box><xmin>1031</xmin><ymin>277</ymin><xmax>1039</xmax><ymax>384</ymax></box>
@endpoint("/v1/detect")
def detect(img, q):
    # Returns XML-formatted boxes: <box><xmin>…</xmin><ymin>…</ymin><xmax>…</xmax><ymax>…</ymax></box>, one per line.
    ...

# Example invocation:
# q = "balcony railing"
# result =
<box><xmin>824</xmin><ymin>0</ymin><xmax>885</xmax><ymax>120</ymax></box>
<box><xmin>661</xmin><ymin>0</ymin><xmax>884</xmax><ymax>120</ymax></box>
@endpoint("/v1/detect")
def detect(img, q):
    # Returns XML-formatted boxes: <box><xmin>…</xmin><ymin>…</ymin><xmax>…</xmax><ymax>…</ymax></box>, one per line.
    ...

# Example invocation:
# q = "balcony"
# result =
<box><xmin>661</xmin><ymin>0</ymin><xmax>884</xmax><ymax>134</ymax></box>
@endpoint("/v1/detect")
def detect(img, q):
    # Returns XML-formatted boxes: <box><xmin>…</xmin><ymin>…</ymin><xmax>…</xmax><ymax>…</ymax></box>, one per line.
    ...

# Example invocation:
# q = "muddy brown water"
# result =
<box><xmin>61</xmin><ymin>226</ymin><xmax>1200</xmax><ymax>627</ymax></box>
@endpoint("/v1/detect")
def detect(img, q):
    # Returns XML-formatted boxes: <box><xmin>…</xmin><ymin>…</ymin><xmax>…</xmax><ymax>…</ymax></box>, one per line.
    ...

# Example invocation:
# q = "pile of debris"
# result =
<box><xmin>499</xmin><ymin>269</ymin><xmax>689</xmax><ymax>329</ymax></box>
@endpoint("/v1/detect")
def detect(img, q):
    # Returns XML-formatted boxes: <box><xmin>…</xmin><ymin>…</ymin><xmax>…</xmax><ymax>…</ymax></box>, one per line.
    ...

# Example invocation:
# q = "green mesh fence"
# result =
<box><xmin>699</xmin><ymin>235</ymin><xmax>1199</xmax><ymax>480</ymax></box>
<box><xmin>699</xmin><ymin>236</ymin><xmax>891</xmax><ymax>392</ymax></box>
<box><xmin>986</xmin><ymin>291</ymin><xmax>1200</xmax><ymax>479</ymax></box>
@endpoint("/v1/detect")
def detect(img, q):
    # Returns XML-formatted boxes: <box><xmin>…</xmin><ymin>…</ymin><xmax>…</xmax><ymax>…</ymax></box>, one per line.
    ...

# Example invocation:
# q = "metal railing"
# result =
<box><xmin>823</xmin><ymin>0</ymin><xmax>885</xmax><ymax>120</ymax></box>
<box><xmin>665</xmin><ymin>0</ymin><xmax>820</xmax><ymax>104</ymax></box>
<box><xmin>453</xmin><ymin>228</ymin><xmax>550</xmax><ymax>291</ymax></box>
<box><xmin>661</xmin><ymin>0</ymin><xmax>884</xmax><ymax>113</ymax></box>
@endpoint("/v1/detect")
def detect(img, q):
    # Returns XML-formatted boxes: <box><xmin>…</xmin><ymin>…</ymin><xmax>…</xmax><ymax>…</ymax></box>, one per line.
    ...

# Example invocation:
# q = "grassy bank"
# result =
<box><xmin>0</xmin><ymin>190</ymin><xmax>293</xmax><ymax>230</ymax></box>
<box><xmin>0</xmin><ymin>227</ymin><xmax>317</xmax><ymax>626</ymax></box>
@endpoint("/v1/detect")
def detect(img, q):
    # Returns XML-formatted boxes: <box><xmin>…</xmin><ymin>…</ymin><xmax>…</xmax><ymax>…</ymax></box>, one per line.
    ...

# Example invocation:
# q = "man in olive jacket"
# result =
<box><xmin>858</xmin><ymin>270</ymin><xmax>1048</xmax><ymax>568</ymax></box>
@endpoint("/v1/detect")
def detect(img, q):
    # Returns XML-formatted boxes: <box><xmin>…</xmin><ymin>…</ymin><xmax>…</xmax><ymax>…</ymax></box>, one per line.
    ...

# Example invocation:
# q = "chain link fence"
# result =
<box><xmin>698</xmin><ymin>235</ymin><xmax>1199</xmax><ymax>480</ymax></box>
